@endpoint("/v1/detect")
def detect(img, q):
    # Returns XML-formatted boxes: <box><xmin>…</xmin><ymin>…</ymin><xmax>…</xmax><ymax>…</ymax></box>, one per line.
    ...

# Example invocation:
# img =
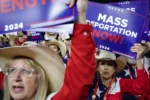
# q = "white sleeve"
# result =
<box><xmin>46</xmin><ymin>92</ymin><xmax>57</xmax><ymax>100</ymax></box>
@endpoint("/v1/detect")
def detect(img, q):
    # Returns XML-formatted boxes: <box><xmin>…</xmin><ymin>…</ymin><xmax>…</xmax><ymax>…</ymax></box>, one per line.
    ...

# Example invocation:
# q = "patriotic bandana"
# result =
<box><xmin>88</xmin><ymin>72</ymin><xmax>107</xmax><ymax>100</ymax></box>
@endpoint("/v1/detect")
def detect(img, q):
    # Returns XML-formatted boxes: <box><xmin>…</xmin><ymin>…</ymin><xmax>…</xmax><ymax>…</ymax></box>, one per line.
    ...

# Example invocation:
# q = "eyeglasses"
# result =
<box><xmin>4</xmin><ymin>67</ymin><xmax>37</xmax><ymax>78</ymax></box>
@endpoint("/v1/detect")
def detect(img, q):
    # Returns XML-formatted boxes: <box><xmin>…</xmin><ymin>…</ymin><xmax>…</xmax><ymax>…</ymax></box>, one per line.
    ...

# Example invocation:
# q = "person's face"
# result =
<box><xmin>66</xmin><ymin>43</ymin><xmax>71</xmax><ymax>55</ymax></box>
<box><xmin>7</xmin><ymin>59</ymin><xmax>38</xmax><ymax>100</ymax></box>
<box><xmin>17</xmin><ymin>32</ymin><xmax>23</xmax><ymax>37</ymax></box>
<box><xmin>97</xmin><ymin>60</ymin><xmax>116</xmax><ymax>80</ymax></box>
<box><xmin>48</xmin><ymin>44</ymin><xmax>59</xmax><ymax>54</ymax></box>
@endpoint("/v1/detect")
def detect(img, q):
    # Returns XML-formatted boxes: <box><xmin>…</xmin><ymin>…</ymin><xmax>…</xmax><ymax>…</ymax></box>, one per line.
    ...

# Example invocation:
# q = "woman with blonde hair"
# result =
<box><xmin>1</xmin><ymin>45</ymin><xmax>65</xmax><ymax>100</ymax></box>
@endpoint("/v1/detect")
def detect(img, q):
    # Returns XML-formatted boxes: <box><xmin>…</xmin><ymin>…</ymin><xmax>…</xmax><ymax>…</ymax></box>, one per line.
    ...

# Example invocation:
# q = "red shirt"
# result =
<box><xmin>15</xmin><ymin>37</ymin><xmax>27</xmax><ymax>45</ymax></box>
<box><xmin>138</xmin><ymin>77</ymin><xmax>150</xmax><ymax>100</ymax></box>
<box><xmin>51</xmin><ymin>24</ymin><xmax>96</xmax><ymax>100</ymax></box>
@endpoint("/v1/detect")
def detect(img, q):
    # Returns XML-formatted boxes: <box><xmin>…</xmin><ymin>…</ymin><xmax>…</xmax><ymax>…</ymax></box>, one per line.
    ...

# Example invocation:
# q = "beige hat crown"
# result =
<box><xmin>95</xmin><ymin>50</ymin><xmax>116</xmax><ymax>60</ymax></box>
<box><xmin>43</xmin><ymin>40</ymin><xmax>67</xmax><ymax>57</ymax></box>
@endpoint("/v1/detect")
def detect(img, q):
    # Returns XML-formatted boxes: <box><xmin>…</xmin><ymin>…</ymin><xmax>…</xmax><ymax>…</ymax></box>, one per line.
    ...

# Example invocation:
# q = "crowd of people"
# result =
<box><xmin>0</xmin><ymin>0</ymin><xmax>150</xmax><ymax>100</ymax></box>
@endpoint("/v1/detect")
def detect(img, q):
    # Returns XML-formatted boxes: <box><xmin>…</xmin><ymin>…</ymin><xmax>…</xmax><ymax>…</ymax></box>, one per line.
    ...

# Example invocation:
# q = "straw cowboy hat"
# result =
<box><xmin>0</xmin><ymin>45</ymin><xmax>65</xmax><ymax>92</ymax></box>
<box><xmin>9</xmin><ymin>35</ymin><xmax>18</xmax><ymax>41</ymax></box>
<box><xmin>45</xmin><ymin>32</ymin><xmax>57</xmax><ymax>40</ymax></box>
<box><xmin>44</xmin><ymin>40</ymin><xmax>67</xmax><ymax>57</ymax></box>
<box><xmin>95</xmin><ymin>50</ymin><xmax>127</xmax><ymax>73</ymax></box>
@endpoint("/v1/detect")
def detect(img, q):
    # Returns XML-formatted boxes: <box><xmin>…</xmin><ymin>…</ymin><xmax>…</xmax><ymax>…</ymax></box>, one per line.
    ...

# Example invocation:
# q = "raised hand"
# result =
<box><xmin>66</xmin><ymin>0</ymin><xmax>88</xmax><ymax>24</ymax></box>
<box><xmin>130</xmin><ymin>43</ymin><xmax>146</xmax><ymax>60</ymax></box>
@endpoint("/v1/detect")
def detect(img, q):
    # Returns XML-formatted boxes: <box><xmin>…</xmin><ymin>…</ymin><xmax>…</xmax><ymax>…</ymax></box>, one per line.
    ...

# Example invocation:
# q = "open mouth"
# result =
<box><xmin>12</xmin><ymin>85</ymin><xmax>24</xmax><ymax>93</ymax></box>
<box><xmin>103</xmin><ymin>72</ymin><xmax>109</xmax><ymax>75</ymax></box>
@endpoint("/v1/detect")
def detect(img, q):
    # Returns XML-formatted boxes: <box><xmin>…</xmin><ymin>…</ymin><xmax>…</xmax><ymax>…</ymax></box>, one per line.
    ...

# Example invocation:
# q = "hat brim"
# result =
<box><xmin>44</xmin><ymin>41</ymin><xmax>66</xmax><ymax>57</ymax></box>
<box><xmin>0</xmin><ymin>45</ymin><xmax>65</xmax><ymax>92</ymax></box>
<box><xmin>115</xmin><ymin>56</ymin><xmax>127</xmax><ymax>73</ymax></box>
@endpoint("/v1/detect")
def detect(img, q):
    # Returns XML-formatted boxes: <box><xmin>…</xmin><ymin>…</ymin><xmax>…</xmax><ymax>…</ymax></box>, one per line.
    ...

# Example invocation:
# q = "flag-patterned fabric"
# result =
<box><xmin>88</xmin><ymin>64</ymin><xmax>137</xmax><ymax>100</ymax></box>
<box><xmin>116</xmin><ymin>63</ymin><xmax>137</xmax><ymax>100</ymax></box>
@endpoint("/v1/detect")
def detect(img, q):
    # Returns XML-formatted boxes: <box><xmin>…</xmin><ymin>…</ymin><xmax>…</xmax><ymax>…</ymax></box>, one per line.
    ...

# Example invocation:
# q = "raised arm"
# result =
<box><xmin>51</xmin><ymin>0</ymin><xmax>96</xmax><ymax>100</ymax></box>
<box><xmin>120</xmin><ymin>43</ymin><xmax>148</xmax><ymax>95</ymax></box>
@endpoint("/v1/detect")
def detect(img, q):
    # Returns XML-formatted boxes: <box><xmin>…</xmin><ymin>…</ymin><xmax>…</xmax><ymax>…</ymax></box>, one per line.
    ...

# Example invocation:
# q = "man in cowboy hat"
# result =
<box><xmin>43</xmin><ymin>40</ymin><xmax>67</xmax><ymax>58</ymax></box>
<box><xmin>88</xmin><ymin>43</ymin><xmax>148</xmax><ymax>100</ymax></box>
<box><xmin>0</xmin><ymin>0</ymin><xmax>96</xmax><ymax>100</ymax></box>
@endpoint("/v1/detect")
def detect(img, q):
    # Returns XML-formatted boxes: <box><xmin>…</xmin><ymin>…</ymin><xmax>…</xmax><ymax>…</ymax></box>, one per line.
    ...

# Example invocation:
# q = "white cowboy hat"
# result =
<box><xmin>44</xmin><ymin>40</ymin><xmax>67</xmax><ymax>57</ymax></box>
<box><xmin>0</xmin><ymin>45</ymin><xmax>65</xmax><ymax>92</ymax></box>
<box><xmin>96</xmin><ymin>50</ymin><xmax>127</xmax><ymax>73</ymax></box>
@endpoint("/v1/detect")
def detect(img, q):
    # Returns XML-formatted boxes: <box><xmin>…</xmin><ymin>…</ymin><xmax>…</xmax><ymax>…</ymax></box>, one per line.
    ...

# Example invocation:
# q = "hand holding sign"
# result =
<box><xmin>76</xmin><ymin>0</ymin><xmax>88</xmax><ymax>24</ymax></box>
<box><xmin>67</xmin><ymin>0</ymin><xmax>88</xmax><ymax>24</ymax></box>
<box><xmin>130</xmin><ymin>43</ymin><xmax>147</xmax><ymax>70</ymax></box>
<box><xmin>130</xmin><ymin>43</ymin><xmax>146</xmax><ymax>60</ymax></box>
<box><xmin>66</xmin><ymin>0</ymin><xmax>76</xmax><ymax>7</ymax></box>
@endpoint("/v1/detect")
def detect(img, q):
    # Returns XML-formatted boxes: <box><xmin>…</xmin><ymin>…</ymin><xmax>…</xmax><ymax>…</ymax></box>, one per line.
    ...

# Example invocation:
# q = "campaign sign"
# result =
<box><xmin>87</xmin><ymin>2</ymin><xmax>147</xmax><ymax>58</ymax></box>
<box><xmin>28</xmin><ymin>23</ymin><xmax>74</xmax><ymax>34</ymax></box>
<box><xmin>31</xmin><ymin>32</ymin><xmax>44</xmax><ymax>41</ymax></box>
<box><xmin>0</xmin><ymin>0</ymin><xmax>76</xmax><ymax>34</ymax></box>
<box><xmin>109</xmin><ymin>0</ymin><xmax>149</xmax><ymax>41</ymax></box>
<box><xmin>110</xmin><ymin>1</ymin><xmax>148</xmax><ymax>16</ymax></box>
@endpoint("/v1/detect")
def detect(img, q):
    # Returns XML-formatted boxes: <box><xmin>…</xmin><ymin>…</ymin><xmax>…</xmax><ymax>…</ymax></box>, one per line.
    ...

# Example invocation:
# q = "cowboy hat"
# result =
<box><xmin>44</xmin><ymin>40</ymin><xmax>67</xmax><ymax>58</ymax></box>
<box><xmin>0</xmin><ymin>45</ymin><xmax>65</xmax><ymax>92</ymax></box>
<box><xmin>8</xmin><ymin>35</ymin><xmax>18</xmax><ymax>41</ymax></box>
<box><xmin>44</xmin><ymin>32</ymin><xmax>57</xmax><ymax>40</ymax></box>
<box><xmin>95</xmin><ymin>50</ymin><xmax>127</xmax><ymax>73</ymax></box>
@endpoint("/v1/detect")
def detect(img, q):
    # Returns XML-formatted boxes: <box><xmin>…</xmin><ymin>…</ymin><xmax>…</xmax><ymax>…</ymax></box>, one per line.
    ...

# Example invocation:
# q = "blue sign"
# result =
<box><xmin>0</xmin><ymin>0</ymin><xmax>76</xmax><ymax>34</ymax></box>
<box><xmin>31</xmin><ymin>32</ymin><xmax>44</xmax><ymax>41</ymax></box>
<box><xmin>110</xmin><ymin>1</ymin><xmax>148</xmax><ymax>16</ymax></box>
<box><xmin>28</xmin><ymin>23</ymin><xmax>74</xmax><ymax>34</ymax></box>
<box><xmin>110</xmin><ymin>0</ymin><xmax>149</xmax><ymax>42</ymax></box>
<box><xmin>87</xmin><ymin>2</ymin><xmax>147</xmax><ymax>58</ymax></box>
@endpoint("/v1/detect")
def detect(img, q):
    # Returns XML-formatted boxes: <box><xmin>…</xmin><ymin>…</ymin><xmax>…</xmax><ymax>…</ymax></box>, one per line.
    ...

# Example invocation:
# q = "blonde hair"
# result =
<box><xmin>3</xmin><ymin>56</ymin><xmax>51</xmax><ymax>100</ymax></box>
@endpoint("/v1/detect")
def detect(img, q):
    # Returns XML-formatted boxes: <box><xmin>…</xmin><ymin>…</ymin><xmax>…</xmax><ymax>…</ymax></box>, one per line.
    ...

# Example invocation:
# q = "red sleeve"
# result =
<box><xmin>52</xmin><ymin>24</ymin><xmax>96</xmax><ymax>100</ymax></box>
<box><xmin>0</xmin><ymin>72</ymin><xmax>4</xmax><ymax>89</ymax></box>
<box><xmin>138</xmin><ymin>77</ymin><xmax>150</xmax><ymax>100</ymax></box>
<box><xmin>120</xmin><ymin>68</ymin><xmax>148</xmax><ymax>95</ymax></box>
